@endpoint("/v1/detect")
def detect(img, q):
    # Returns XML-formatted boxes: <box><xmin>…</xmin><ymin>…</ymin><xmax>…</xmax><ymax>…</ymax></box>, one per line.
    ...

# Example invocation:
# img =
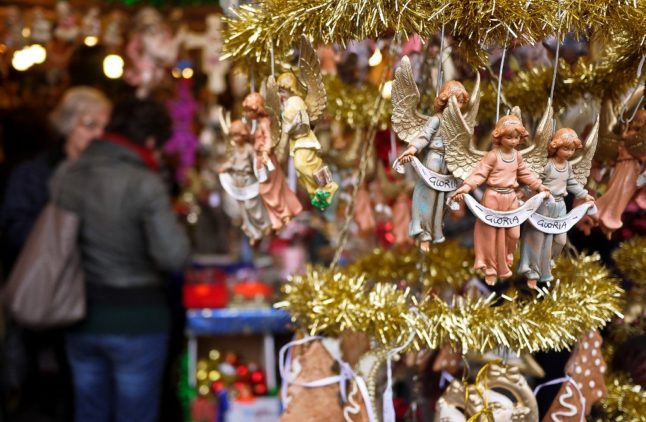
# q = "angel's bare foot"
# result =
<box><xmin>527</xmin><ymin>279</ymin><xmax>538</xmax><ymax>289</ymax></box>
<box><xmin>484</xmin><ymin>275</ymin><xmax>497</xmax><ymax>285</ymax></box>
<box><xmin>419</xmin><ymin>240</ymin><xmax>430</xmax><ymax>252</ymax></box>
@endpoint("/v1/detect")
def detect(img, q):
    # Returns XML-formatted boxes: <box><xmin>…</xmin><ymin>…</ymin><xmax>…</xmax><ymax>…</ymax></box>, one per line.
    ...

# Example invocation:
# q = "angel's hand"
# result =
<box><xmin>262</xmin><ymin>151</ymin><xmax>270</xmax><ymax>164</ymax></box>
<box><xmin>449</xmin><ymin>185</ymin><xmax>470</xmax><ymax>204</ymax></box>
<box><xmin>397</xmin><ymin>145</ymin><xmax>418</xmax><ymax>164</ymax></box>
<box><xmin>584</xmin><ymin>194</ymin><xmax>596</xmax><ymax>203</ymax></box>
<box><xmin>538</xmin><ymin>185</ymin><xmax>552</xmax><ymax>199</ymax></box>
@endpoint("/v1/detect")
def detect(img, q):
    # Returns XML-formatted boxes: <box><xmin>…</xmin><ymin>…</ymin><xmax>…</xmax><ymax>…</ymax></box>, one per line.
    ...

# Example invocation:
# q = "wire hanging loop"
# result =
<box><xmin>619</xmin><ymin>55</ymin><xmax>646</xmax><ymax>124</ymax></box>
<box><xmin>495</xmin><ymin>30</ymin><xmax>510</xmax><ymax>122</ymax></box>
<box><xmin>549</xmin><ymin>0</ymin><xmax>563</xmax><ymax>105</ymax></box>
<box><xmin>436</xmin><ymin>23</ymin><xmax>447</xmax><ymax>96</ymax></box>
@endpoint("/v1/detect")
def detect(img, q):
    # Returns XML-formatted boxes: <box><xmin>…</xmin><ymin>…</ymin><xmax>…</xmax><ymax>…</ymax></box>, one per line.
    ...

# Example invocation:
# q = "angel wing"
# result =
<box><xmin>464</xmin><ymin>71</ymin><xmax>481</xmax><ymax>129</ymax></box>
<box><xmin>265</xmin><ymin>76</ymin><xmax>288</xmax><ymax>163</ymax></box>
<box><xmin>626</xmin><ymin>119</ymin><xmax>646</xmax><ymax>157</ymax></box>
<box><xmin>217</xmin><ymin>106</ymin><xmax>231</xmax><ymax>136</ymax></box>
<box><xmin>520</xmin><ymin>101</ymin><xmax>554</xmax><ymax>178</ymax></box>
<box><xmin>570</xmin><ymin>116</ymin><xmax>600</xmax><ymax>186</ymax></box>
<box><xmin>391</xmin><ymin>56</ymin><xmax>430</xmax><ymax>144</ymax></box>
<box><xmin>298</xmin><ymin>35</ymin><xmax>326</xmax><ymax>124</ymax></box>
<box><xmin>442</xmin><ymin>95</ymin><xmax>485</xmax><ymax>179</ymax></box>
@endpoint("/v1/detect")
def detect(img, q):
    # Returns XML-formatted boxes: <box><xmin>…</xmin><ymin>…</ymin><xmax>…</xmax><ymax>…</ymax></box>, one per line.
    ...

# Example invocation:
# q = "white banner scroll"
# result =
<box><xmin>451</xmin><ymin>192</ymin><xmax>547</xmax><ymax>228</ymax></box>
<box><xmin>219</xmin><ymin>172</ymin><xmax>259</xmax><ymax>201</ymax></box>
<box><xmin>392</xmin><ymin>157</ymin><xmax>460</xmax><ymax>192</ymax></box>
<box><xmin>528</xmin><ymin>202</ymin><xmax>597</xmax><ymax>234</ymax></box>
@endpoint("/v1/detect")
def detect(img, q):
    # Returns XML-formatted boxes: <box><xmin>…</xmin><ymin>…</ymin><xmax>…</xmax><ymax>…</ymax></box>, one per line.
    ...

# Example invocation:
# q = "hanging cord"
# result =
<box><xmin>436</xmin><ymin>23</ymin><xmax>447</xmax><ymax>96</ymax></box>
<box><xmin>619</xmin><ymin>55</ymin><xmax>646</xmax><ymax>124</ymax></box>
<box><xmin>330</xmin><ymin>40</ymin><xmax>398</xmax><ymax>270</ymax></box>
<box><xmin>495</xmin><ymin>31</ymin><xmax>510</xmax><ymax>121</ymax></box>
<box><xmin>269</xmin><ymin>39</ymin><xmax>276</xmax><ymax>78</ymax></box>
<box><xmin>549</xmin><ymin>1</ymin><xmax>563</xmax><ymax>105</ymax></box>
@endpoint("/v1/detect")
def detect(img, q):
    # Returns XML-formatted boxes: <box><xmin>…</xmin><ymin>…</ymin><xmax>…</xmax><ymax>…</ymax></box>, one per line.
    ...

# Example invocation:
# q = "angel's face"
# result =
<box><xmin>556</xmin><ymin>144</ymin><xmax>576</xmax><ymax>160</ymax></box>
<box><xmin>500</xmin><ymin>133</ymin><xmax>520</xmax><ymax>150</ymax></box>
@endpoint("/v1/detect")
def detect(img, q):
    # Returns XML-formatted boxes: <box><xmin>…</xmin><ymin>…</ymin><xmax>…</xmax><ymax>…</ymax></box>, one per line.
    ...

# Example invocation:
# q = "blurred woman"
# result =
<box><xmin>0</xmin><ymin>87</ymin><xmax>110</xmax><ymax>421</ymax></box>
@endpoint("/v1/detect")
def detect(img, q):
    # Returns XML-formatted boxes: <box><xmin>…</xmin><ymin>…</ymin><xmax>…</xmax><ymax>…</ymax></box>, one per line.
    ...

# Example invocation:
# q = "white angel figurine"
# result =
<box><xmin>391</xmin><ymin>55</ymin><xmax>480</xmax><ymax>251</ymax></box>
<box><xmin>448</xmin><ymin>106</ymin><xmax>553</xmax><ymax>285</ymax></box>
<box><xmin>269</xmin><ymin>36</ymin><xmax>338</xmax><ymax>211</ymax></box>
<box><xmin>518</xmin><ymin>123</ymin><xmax>598</xmax><ymax>288</ymax></box>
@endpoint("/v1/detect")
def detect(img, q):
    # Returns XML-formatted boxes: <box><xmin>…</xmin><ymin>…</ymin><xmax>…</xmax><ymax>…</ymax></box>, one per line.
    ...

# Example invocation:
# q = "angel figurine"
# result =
<box><xmin>594</xmin><ymin>104</ymin><xmax>646</xmax><ymax>238</ymax></box>
<box><xmin>242</xmin><ymin>92</ymin><xmax>303</xmax><ymax>231</ymax></box>
<box><xmin>449</xmin><ymin>108</ymin><xmax>552</xmax><ymax>285</ymax></box>
<box><xmin>518</xmin><ymin>125</ymin><xmax>598</xmax><ymax>289</ymax></box>
<box><xmin>391</xmin><ymin>55</ymin><xmax>479</xmax><ymax>251</ymax></box>
<box><xmin>218</xmin><ymin>120</ymin><xmax>271</xmax><ymax>244</ymax></box>
<box><xmin>270</xmin><ymin>36</ymin><xmax>338</xmax><ymax>211</ymax></box>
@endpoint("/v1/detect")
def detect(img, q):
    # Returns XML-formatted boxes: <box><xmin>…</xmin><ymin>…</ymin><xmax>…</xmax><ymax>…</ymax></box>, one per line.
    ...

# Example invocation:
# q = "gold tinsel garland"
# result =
<box><xmin>344</xmin><ymin>242</ymin><xmax>476</xmax><ymax>291</ymax></box>
<box><xmin>276</xmin><ymin>253</ymin><xmax>623</xmax><ymax>354</ymax></box>
<box><xmin>223</xmin><ymin>0</ymin><xmax>645</xmax><ymax>64</ymax></box>
<box><xmin>324</xmin><ymin>75</ymin><xmax>392</xmax><ymax>129</ymax></box>
<box><xmin>594</xmin><ymin>377</ymin><xmax>646</xmax><ymax>422</ymax></box>
<box><xmin>612</xmin><ymin>236</ymin><xmax>646</xmax><ymax>285</ymax></box>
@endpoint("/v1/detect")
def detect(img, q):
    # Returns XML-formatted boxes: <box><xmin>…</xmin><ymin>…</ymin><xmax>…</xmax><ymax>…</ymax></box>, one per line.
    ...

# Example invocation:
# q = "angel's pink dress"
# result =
<box><xmin>462</xmin><ymin>150</ymin><xmax>543</xmax><ymax>279</ymax></box>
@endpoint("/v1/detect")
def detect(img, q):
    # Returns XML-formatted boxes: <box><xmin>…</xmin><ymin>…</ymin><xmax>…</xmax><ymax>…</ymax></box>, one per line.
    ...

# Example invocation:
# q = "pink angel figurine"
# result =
<box><xmin>242</xmin><ymin>92</ymin><xmax>303</xmax><ymax>232</ymax></box>
<box><xmin>595</xmin><ymin>109</ymin><xmax>646</xmax><ymax>237</ymax></box>
<box><xmin>449</xmin><ymin>111</ymin><xmax>552</xmax><ymax>285</ymax></box>
<box><xmin>124</xmin><ymin>8</ymin><xmax>185</xmax><ymax>98</ymax></box>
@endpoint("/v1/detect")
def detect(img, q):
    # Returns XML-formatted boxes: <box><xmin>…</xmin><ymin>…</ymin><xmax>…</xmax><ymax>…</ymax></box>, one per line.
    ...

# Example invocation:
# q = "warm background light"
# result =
<box><xmin>103</xmin><ymin>54</ymin><xmax>124</xmax><ymax>79</ymax></box>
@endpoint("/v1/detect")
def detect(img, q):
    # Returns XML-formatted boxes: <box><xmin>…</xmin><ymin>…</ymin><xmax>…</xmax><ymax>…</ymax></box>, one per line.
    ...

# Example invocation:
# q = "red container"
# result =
<box><xmin>183</xmin><ymin>268</ymin><xmax>228</xmax><ymax>309</ymax></box>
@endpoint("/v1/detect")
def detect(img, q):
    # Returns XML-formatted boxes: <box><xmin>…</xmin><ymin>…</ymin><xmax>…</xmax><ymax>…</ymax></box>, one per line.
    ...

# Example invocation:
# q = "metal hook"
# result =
<box><xmin>619</xmin><ymin>55</ymin><xmax>646</xmax><ymax>124</ymax></box>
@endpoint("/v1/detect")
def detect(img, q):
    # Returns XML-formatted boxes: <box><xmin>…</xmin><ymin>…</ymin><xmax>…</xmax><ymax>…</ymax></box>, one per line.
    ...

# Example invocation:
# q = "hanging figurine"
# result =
<box><xmin>391</xmin><ymin>55</ymin><xmax>478</xmax><ymax>251</ymax></box>
<box><xmin>448</xmin><ymin>105</ymin><xmax>553</xmax><ymax>285</ymax></box>
<box><xmin>81</xmin><ymin>7</ymin><xmax>102</xmax><ymax>42</ymax></box>
<box><xmin>103</xmin><ymin>10</ymin><xmax>126</xmax><ymax>49</ymax></box>
<box><xmin>267</xmin><ymin>35</ymin><xmax>338</xmax><ymax>211</ymax></box>
<box><xmin>164</xmin><ymin>79</ymin><xmax>200</xmax><ymax>183</ymax></box>
<box><xmin>53</xmin><ymin>1</ymin><xmax>79</xmax><ymax>44</ymax></box>
<box><xmin>518</xmin><ymin>123</ymin><xmax>599</xmax><ymax>289</ymax></box>
<box><xmin>124</xmin><ymin>8</ymin><xmax>185</xmax><ymax>98</ymax></box>
<box><xmin>183</xmin><ymin>14</ymin><xmax>231</xmax><ymax>96</ymax></box>
<box><xmin>218</xmin><ymin>119</ymin><xmax>271</xmax><ymax>244</ymax></box>
<box><xmin>4</xmin><ymin>7</ymin><xmax>26</xmax><ymax>50</ymax></box>
<box><xmin>242</xmin><ymin>92</ymin><xmax>303</xmax><ymax>232</ymax></box>
<box><xmin>31</xmin><ymin>8</ymin><xmax>52</xmax><ymax>45</ymax></box>
<box><xmin>594</xmin><ymin>93</ymin><xmax>646</xmax><ymax>238</ymax></box>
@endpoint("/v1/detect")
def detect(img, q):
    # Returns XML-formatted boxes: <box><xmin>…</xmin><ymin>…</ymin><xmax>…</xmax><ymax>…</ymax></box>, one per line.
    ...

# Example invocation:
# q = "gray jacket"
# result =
<box><xmin>50</xmin><ymin>139</ymin><xmax>190</xmax><ymax>288</ymax></box>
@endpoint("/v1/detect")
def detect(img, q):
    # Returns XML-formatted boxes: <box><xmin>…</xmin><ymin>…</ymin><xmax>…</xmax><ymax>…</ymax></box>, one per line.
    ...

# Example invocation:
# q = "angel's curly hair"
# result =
<box><xmin>548</xmin><ymin>128</ymin><xmax>582</xmax><ymax>157</ymax></box>
<box><xmin>434</xmin><ymin>81</ymin><xmax>469</xmax><ymax>113</ymax></box>
<box><xmin>491</xmin><ymin>115</ymin><xmax>529</xmax><ymax>146</ymax></box>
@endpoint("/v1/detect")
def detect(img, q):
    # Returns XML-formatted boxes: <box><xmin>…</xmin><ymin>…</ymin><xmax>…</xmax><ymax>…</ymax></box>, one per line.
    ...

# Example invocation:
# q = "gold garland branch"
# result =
<box><xmin>612</xmin><ymin>235</ymin><xmax>646</xmax><ymax>286</ymax></box>
<box><xmin>593</xmin><ymin>376</ymin><xmax>646</xmax><ymax>422</ymax></box>
<box><xmin>344</xmin><ymin>242</ymin><xmax>477</xmax><ymax>291</ymax></box>
<box><xmin>276</xmin><ymin>253</ymin><xmax>623</xmax><ymax>354</ymax></box>
<box><xmin>324</xmin><ymin>75</ymin><xmax>392</xmax><ymax>129</ymax></box>
<box><xmin>223</xmin><ymin>0</ymin><xmax>645</xmax><ymax>65</ymax></box>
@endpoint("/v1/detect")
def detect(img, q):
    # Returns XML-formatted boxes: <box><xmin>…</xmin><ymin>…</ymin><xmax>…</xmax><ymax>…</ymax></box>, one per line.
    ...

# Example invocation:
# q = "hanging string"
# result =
<box><xmin>436</xmin><ymin>23</ymin><xmax>446</xmax><ymax>96</ymax></box>
<box><xmin>330</xmin><ymin>39</ymin><xmax>399</xmax><ymax>270</ymax></box>
<box><xmin>495</xmin><ymin>31</ymin><xmax>510</xmax><ymax>122</ymax></box>
<box><xmin>620</xmin><ymin>55</ymin><xmax>646</xmax><ymax>124</ymax></box>
<box><xmin>269</xmin><ymin>39</ymin><xmax>276</xmax><ymax>78</ymax></box>
<box><xmin>549</xmin><ymin>3</ymin><xmax>563</xmax><ymax>105</ymax></box>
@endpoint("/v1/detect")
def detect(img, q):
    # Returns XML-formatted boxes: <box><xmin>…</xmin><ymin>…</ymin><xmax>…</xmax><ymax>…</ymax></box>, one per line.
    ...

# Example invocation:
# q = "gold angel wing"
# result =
<box><xmin>520</xmin><ymin>101</ymin><xmax>554</xmax><ymax>178</ymax></box>
<box><xmin>391</xmin><ymin>55</ymin><xmax>429</xmax><ymax>144</ymax></box>
<box><xmin>595</xmin><ymin>97</ymin><xmax>621</xmax><ymax>162</ymax></box>
<box><xmin>217</xmin><ymin>106</ymin><xmax>231</xmax><ymax>136</ymax></box>
<box><xmin>265</xmin><ymin>76</ymin><xmax>288</xmax><ymax>163</ymax></box>
<box><xmin>464</xmin><ymin>71</ymin><xmax>481</xmax><ymax>129</ymax></box>
<box><xmin>442</xmin><ymin>95</ymin><xmax>485</xmax><ymax>179</ymax></box>
<box><xmin>626</xmin><ymin>120</ymin><xmax>646</xmax><ymax>157</ymax></box>
<box><xmin>571</xmin><ymin>116</ymin><xmax>600</xmax><ymax>186</ymax></box>
<box><xmin>510</xmin><ymin>106</ymin><xmax>522</xmax><ymax>121</ymax></box>
<box><xmin>298</xmin><ymin>35</ymin><xmax>326</xmax><ymax>123</ymax></box>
